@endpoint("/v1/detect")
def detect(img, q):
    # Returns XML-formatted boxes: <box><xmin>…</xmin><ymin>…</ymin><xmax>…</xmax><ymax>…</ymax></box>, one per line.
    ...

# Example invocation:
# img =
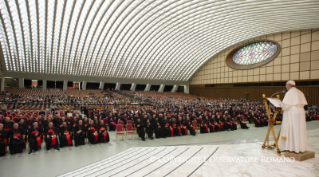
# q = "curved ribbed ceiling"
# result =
<box><xmin>0</xmin><ymin>0</ymin><xmax>319</xmax><ymax>81</ymax></box>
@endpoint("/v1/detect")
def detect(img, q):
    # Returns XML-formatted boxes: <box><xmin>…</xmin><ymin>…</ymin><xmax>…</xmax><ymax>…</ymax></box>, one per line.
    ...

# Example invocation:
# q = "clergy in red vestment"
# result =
<box><xmin>74</xmin><ymin>120</ymin><xmax>86</xmax><ymax>147</ymax></box>
<box><xmin>0</xmin><ymin>123</ymin><xmax>8</xmax><ymax>156</ymax></box>
<box><xmin>3</xmin><ymin>117</ymin><xmax>13</xmax><ymax>132</ymax></box>
<box><xmin>9</xmin><ymin>123</ymin><xmax>25</xmax><ymax>155</ymax></box>
<box><xmin>44</xmin><ymin>122</ymin><xmax>60</xmax><ymax>151</ymax></box>
<box><xmin>59</xmin><ymin>122</ymin><xmax>73</xmax><ymax>147</ymax></box>
<box><xmin>98</xmin><ymin>120</ymin><xmax>110</xmax><ymax>143</ymax></box>
<box><xmin>28</xmin><ymin>122</ymin><xmax>43</xmax><ymax>154</ymax></box>
<box><xmin>88</xmin><ymin>119</ymin><xmax>98</xmax><ymax>144</ymax></box>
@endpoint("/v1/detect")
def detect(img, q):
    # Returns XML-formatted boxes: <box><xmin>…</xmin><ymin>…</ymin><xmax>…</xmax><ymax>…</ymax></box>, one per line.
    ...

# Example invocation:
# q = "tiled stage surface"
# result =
<box><xmin>60</xmin><ymin>129</ymin><xmax>319</xmax><ymax>177</ymax></box>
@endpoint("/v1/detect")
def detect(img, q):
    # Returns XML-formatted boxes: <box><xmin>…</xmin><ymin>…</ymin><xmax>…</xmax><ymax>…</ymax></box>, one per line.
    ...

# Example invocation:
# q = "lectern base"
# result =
<box><xmin>284</xmin><ymin>151</ymin><xmax>315</xmax><ymax>161</ymax></box>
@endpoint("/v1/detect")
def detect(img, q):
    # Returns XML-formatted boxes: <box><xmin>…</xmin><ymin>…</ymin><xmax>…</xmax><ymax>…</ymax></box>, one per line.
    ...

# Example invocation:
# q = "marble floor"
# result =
<box><xmin>1</xmin><ymin>121</ymin><xmax>319</xmax><ymax>177</ymax></box>
<box><xmin>60</xmin><ymin>128</ymin><xmax>319</xmax><ymax>177</ymax></box>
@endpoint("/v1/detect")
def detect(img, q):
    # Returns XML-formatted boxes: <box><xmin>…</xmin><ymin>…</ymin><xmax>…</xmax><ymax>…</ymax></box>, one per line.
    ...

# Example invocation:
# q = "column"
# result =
<box><xmin>43</xmin><ymin>80</ymin><xmax>47</xmax><ymax>90</ymax></box>
<box><xmin>99</xmin><ymin>82</ymin><xmax>105</xmax><ymax>90</ymax></box>
<box><xmin>144</xmin><ymin>84</ymin><xmax>151</xmax><ymax>91</ymax></box>
<box><xmin>158</xmin><ymin>84</ymin><xmax>165</xmax><ymax>92</ymax></box>
<box><xmin>130</xmin><ymin>83</ymin><xmax>136</xmax><ymax>91</ymax></box>
<box><xmin>63</xmin><ymin>80</ymin><xmax>67</xmax><ymax>91</ymax></box>
<box><xmin>115</xmin><ymin>82</ymin><xmax>121</xmax><ymax>90</ymax></box>
<box><xmin>171</xmin><ymin>85</ymin><xmax>178</xmax><ymax>92</ymax></box>
<box><xmin>184</xmin><ymin>83</ymin><xmax>189</xmax><ymax>94</ymax></box>
<box><xmin>1</xmin><ymin>77</ymin><xmax>4</xmax><ymax>91</ymax></box>
<box><xmin>82</xmin><ymin>81</ymin><xmax>86</xmax><ymax>90</ymax></box>
<box><xmin>18</xmin><ymin>78</ymin><xmax>24</xmax><ymax>88</ymax></box>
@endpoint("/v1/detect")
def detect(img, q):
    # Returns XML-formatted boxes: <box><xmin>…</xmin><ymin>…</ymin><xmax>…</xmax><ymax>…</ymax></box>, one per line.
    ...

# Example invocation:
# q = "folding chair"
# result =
<box><xmin>116</xmin><ymin>124</ymin><xmax>125</xmax><ymax>140</ymax></box>
<box><xmin>125</xmin><ymin>124</ymin><xmax>135</xmax><ymax>140</ymax></box>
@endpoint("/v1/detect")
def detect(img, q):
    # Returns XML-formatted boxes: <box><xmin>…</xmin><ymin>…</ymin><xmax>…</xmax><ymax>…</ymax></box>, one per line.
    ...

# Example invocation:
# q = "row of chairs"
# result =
<box><xmin>191</xmin><ymin>119</ymin><xmax>241</xmax><ymax>132</ymax></box>
<box><xmin>115</xmin><ymin>120</ymin><xmax>135</xmax><ymax>140</ymax></box>
<box><xmin>1</xmin><ymin>110</ymin><xmax>39</xmax><ymax>121</ymax></box>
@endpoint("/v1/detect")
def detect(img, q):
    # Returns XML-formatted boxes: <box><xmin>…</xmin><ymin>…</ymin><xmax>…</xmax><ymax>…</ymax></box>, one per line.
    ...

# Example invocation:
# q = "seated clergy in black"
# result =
<box><xmin>208</xmin><ymin>121</ymin><xmax>216</xmax><ymax>133</ymax></box>
<box><xmin>0</xmin><ymin>123</ymin><xmax>8</xmax><ymax>156</ymax></box>
<box><xmin>9</xmin><ymin>123</ymin><xmax>25</xmax><ymax>155</ymax></box>
<box><xmin>223</xmin><ymin>120</ymin><xmax>233</xmax><ymax>131</ymax></box>
<box><xmin>239</xmin><ymin>120</ymin><xmax>250</xmax><ymax>129</ymax></box>
<box><xmin>44</xmin><ymin>122</ymin><xmax>60</xmax><ymax>151</ymax></box>
<box><xmin>185</xmin><ymin>117</ymin><xmax>196</xmax><ymax>136</ymax></box>
<box><xmin>254</xmin><ymin>117</ymin><xmax>262</xmax><ymax>127</ymax></box>
<box><xmin>74</xmin><ymin>120</ymin><xmax>86</xmax><ymax>147</ymax></box>
<box><xmin>88</xmin><ymin>119</ymin><xmax>98</xmax><ymax>144</ymax></box>
<box><xmin>28</xmin><ymin>122</ymin><xmax>43</xmax><ymax>154</ymax></box>
<box><xmin>177</xmin><ymin>117</ymin><xmax>187</xmax><ymax>136</ymax></box>
<box><xmin>164</xmin><ymin>117</ymin><xmax>173</xmax><ymax>137</ymax></box>
<box><xmin>135</xmin><ymin>118</ymin><xmax>145</xmax><ymax>141</ymax></box>
<box><xmin>18</xmin><ymin>118</ymin><xmax>28</xmax><ymax>143</ymax></box>
<box><xmin>199</xmin><ymin>118</ymin><xmax>209</xmax><ymax>133</ymax></box>
<box><xmin>43</xmin><ymin>116</ymin><xmax>52</xmax><ymax>130</ymax></box>
<box><xmin>3</xmin><ymin>117</ymin><xmax>13</xmax><ymax>132</ymax></box>
<box><xmin>98</xmin><ymin>120</ymin><xmax>109</xmax><ymax>143</ymax></box>
<box><xmin>153</xmin><ymin>117</ymin><xmax>165</xmax><ymax>139</ymax></box>
<box><xmin>59</xmin><ymin>122</ymin><xmax>73</xmax><ymax>147</ymax></box>
<box><xmin>145</xmin><ymin>119</ymin><xmax>154</xmax><ymax>140</ymax></box>
<box><xmin>231</xmin><ymin>119</ymin><xmax>237</xmax><ymax>131</ymax></box>
<box><xmin>262</xmin><ymin>118</ymin><xmax>268</xmax><ymax>126</ymax></box>
<box><xmin>171</xmin><ymin>118</ymin><xmax>181</xmax><ymax>136</ymax></box>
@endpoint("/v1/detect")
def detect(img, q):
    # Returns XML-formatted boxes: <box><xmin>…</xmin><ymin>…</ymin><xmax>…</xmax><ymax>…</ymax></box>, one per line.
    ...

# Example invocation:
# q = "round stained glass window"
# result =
<box><xmin>233</xmin><ymin>41</ymin><xmax>278</xmax><ymax>65</ymax></box>
<box><xmin>226</xmin><ymin>40</ymin><xmax>281</xmax><ymax>70</ymax></box>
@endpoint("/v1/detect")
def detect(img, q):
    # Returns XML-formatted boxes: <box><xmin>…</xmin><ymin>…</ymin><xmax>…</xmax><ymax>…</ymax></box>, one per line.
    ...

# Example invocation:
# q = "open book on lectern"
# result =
<box><xmin>267</xmin><ymin>98</ymin><xmax>282</xmax><ymax>107</ymax></box>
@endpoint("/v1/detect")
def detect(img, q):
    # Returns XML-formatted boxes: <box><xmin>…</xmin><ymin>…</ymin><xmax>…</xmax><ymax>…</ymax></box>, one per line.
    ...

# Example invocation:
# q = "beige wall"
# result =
<box><xmin>190</xmin><ymin>29</ymin><xmax>319</xmax><ymax>85</ymax></box>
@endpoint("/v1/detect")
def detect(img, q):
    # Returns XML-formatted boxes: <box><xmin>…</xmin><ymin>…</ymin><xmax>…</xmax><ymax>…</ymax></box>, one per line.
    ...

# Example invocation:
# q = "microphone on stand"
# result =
<box><xmin>267</xmin><ymin>90</ymin><xmax>285</xmax><ymax>113</ymax></box>
<box><xmin>271</xmin><ymin>90</ymin><xmax>285</xmax><ymax>98</ymax></box>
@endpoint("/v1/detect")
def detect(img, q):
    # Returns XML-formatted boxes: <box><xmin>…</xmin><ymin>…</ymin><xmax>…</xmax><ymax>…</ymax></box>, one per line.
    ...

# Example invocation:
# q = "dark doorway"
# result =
<box><xmin>67</xmin><ymin>81</ymin><xmax>73</xmax><ymax>87</ymax></box>
<box><xmin>150</xmin><ymin>85</ymin><xmax>160</xmax><ymax>91</ymax></box>
<box><xmin>104</xmin><ymin>83</ymin><xmax>116</xmax><ymax>90</ymax></box>
<box><xmin>38</xmin><ymin>80</ymin><xmax>43</xmax><ymax>87</ymax></box>
<box><xmin>56</xmin><ymin>81</ymin><xmax>63</xmax><ymax>89</ymax></box>
<box><xmin>121</xmin><ymin>84</ymin><xmax>131</xmax><ymax>90</ymax></box>
<box><xmin>177</xmin><ymin>86</ymin><xmax>184</xmax><ymax>92</ymax></box>
<box><xmin>47</xmin><ymin>81</ymin><xmax>55</xmax><ymax>88</ymax></box>
<box><xmin>136</xmin><ymin>84</ymin><xmax>146</xmax><ymax>91</ymax></box>
<box><xmin>24</xmin><ymin>79</ymin><xmax>32</xmax><ymax>88</ymax></box>
<box><xmin>86</xmin><ymin>82</ymin><xmax>99</xmax><ymax>90</ymax></box>
<box><xmin>164</xmin><ymin>85</ymin><xmax>173</xmax><ymax>92</ymax></box>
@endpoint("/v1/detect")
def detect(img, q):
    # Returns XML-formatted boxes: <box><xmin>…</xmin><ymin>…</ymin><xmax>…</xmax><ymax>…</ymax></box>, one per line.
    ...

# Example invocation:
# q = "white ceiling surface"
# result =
<box><xmin>0</xmin><ymin>0</ymin><xmax>319</xmax><ymax>82</ymax></box>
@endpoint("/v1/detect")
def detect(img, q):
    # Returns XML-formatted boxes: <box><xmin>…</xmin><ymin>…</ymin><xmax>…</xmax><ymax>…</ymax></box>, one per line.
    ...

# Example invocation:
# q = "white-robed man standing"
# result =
<box><xmin>279</xmin><ymin>80</ymin><xmax>308</xmax><ymax>153</ymax></box>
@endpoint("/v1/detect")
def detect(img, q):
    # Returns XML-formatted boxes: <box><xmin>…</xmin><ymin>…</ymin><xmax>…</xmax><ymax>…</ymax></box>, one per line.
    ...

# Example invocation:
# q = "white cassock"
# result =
<box><xmin>279</xmin><ymin>87</ymin><xmax>307</xmax><ymax>153</ymax></box>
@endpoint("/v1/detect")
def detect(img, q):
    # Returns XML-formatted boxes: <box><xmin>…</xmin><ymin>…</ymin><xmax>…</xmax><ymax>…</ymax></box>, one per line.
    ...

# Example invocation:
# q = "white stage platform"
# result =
<box><xmin>60</xmin><ymin>129</ymin><xmax>319</xmax><ymax>177</ymax></box>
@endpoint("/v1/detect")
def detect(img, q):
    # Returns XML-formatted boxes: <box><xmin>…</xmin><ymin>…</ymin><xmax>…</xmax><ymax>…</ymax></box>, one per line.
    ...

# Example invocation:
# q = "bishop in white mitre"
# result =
<box><xmin>279</xmin><ymin>80</ymin><xmax>308</xmax><ymax>153</ymax></box>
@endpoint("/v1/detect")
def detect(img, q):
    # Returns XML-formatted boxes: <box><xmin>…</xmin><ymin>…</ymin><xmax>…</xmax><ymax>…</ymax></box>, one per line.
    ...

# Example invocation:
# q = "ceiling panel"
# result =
<box><xmin>0</xmin><ymin>0</ymin><xmax>318</xmax><ymax>81</ymax></box>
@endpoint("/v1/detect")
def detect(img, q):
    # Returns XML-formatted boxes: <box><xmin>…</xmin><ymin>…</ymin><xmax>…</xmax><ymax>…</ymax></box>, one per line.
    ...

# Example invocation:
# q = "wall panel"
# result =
<box><xmin>190</xmin><ymin>85</ymin><xmax>319</xmax><ymax>105</ymax></box>
<box><xmin>190</xmin><ymin>29</ymin><xmax>319</xmax><ymax>86</ymax></box>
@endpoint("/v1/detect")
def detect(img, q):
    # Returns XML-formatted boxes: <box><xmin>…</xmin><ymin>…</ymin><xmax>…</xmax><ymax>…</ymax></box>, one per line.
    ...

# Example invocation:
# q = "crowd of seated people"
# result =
<box><xmin>0</xmin><ymin>110</ymin><xmax>110</xmax><ymax>156</ymax></box>
<box><xmin>0</xmin><ymin>88</ymin><xmax>144</xmax><ymax>107</ymax></box>
<box><xmin>0</xmin><ymin>88</ymin><xmax>318</xmax><ymax>156</ymax></box>
<box><xmin>306</xmin><ymin>109</ymin><xmax>319</xmax><ymax>121</ymax></box>
<box><xmin>1</xmin><ymin>88</ymin><xmax>317</xmax><ymax>128</ymax></box>
<box><xmin>65</xmin><ymin>89</ymin><xmax>144</xmax><ymax>105</ymax></box>
<box><xmin>118</xmin><ymin>90</ymin><xmax>318</xmax><ymax>127</ymax></box>
<box><xmin>1</xmin><ymin>88</ymin><xmax>65</xmax><ymax>104</ymax></box>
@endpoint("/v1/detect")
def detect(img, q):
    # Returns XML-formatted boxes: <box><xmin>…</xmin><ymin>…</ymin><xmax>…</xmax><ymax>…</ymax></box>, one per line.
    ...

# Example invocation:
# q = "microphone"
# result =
<box><xmin>271</xmin><ymin>90</ymin><xmax>285</xmax><ymax>98</ymax></box>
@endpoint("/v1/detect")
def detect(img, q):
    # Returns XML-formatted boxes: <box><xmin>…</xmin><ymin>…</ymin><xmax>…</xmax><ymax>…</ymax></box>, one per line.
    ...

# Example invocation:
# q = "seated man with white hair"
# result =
<box><xmin>279</xmin><ymin>80</ymin><xmax>308</xmax><ymax>154</ymax></box>
<box><xmin>9</xmin><ymin>123</ymin><xmax>25</xmax><ymax>155</ymax></box>
<box><xmin>44</xmin><ymin>122</ymin><xmax>60</xmax><ymax>151</ymax></box>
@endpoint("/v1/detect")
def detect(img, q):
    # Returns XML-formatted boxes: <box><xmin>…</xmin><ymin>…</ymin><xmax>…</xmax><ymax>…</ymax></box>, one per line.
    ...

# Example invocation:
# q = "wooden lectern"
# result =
<box><xmin>261</xmin><ymin>94</ymin><xmax>281</xmax><ymax>156</ymax></box>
